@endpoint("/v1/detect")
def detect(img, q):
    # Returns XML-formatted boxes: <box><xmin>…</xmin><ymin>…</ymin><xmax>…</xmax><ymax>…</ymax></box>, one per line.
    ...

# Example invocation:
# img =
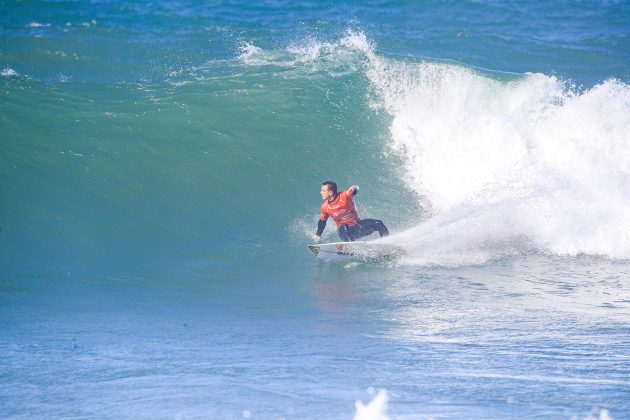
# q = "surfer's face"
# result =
<box><xmin>321</xmin><ymin>185</ymin><xmax>333</xmax><ymax>201</ymax></box>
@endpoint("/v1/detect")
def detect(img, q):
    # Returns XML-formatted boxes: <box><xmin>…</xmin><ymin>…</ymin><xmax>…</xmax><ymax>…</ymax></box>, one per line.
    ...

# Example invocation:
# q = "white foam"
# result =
<box><xmin>26</xmin><ymin>22</ymin><xmax>51</xmax><ymax>28</ymax></box>
<box><xmin>236</xmin><ymin>42</ymin><xmax>265</xmax><ymax>63</ymax></box>
<box><xmin>302</xmin><ymin>29</ymin><xmax>373</xmax><ymax>64</ymax></box>
<box><xmin>238</xmin><ymin>30</ymin><xmax>373</xmax><ymax>70</ymax></box>
<box><xmin>1</xmin><ymin>68</ymin><xmax>18</xmax><ymax>77</ymax></box>
<box><xmin>577</xmin><ymin>407</ymin><xmax>615</xmax><ymax>420</ymax></box>
<box><xmin>361</xmin><ymin>45</ymin><xmax>630</xmax><ymax>261</ymax></box>
<box><xmin>287</xmin><ymin>39</ymin><xmax>331</xmax><ymax>62</ymax></box>
<box><xmin>354</xmin><ymin>389</ymin><xmax>389</xmax><ymax>420</ymax></box>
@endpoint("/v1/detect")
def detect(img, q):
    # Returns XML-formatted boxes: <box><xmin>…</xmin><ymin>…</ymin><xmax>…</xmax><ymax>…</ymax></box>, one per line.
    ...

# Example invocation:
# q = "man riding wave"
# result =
<box><xmin>314</xmin><ymin>180</ymin><xmax>389</xmax><ymax>242</ymax></box>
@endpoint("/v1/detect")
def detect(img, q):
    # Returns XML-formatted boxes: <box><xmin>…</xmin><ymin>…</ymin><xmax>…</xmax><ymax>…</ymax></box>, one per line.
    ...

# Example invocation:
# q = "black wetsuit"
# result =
<box><xmin>337</xmin><ymin>219</ymin><xmax>389</xmax><ymax>242</ymax></box>
<box><xmin>317</xmin><ymin>218</ymin><xmax>389</xmax><ymax>242</ymax></box>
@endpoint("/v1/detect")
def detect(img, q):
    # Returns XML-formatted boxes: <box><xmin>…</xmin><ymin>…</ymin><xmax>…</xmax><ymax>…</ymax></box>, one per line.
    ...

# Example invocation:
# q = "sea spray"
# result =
<box><xmin>359</xmin><ymin>40</ymin><xmax>630</xmax><ymax>261</ymax></box>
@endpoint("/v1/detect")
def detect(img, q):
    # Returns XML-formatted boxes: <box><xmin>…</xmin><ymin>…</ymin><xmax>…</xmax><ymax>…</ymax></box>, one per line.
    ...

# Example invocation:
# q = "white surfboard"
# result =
<box><xmin>307</xmin><ymin>241</ymin><xmax>403</xmax><ymax>262</ymax></box>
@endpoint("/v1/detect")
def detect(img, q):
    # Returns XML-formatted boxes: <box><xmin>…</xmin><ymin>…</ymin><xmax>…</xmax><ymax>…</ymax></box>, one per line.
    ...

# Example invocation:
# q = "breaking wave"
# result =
<box><xmin>248</xmin><ymin>30</ymin><xmax>630</xmax><ymax>263</ymax></box>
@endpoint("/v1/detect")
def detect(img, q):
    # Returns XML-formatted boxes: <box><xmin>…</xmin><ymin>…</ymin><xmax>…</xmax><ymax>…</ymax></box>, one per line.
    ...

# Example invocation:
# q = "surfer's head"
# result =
<box><xmin>321</xmin><ymin>181</ymin><xmax>337</xmax><ymax>201</ymax></box>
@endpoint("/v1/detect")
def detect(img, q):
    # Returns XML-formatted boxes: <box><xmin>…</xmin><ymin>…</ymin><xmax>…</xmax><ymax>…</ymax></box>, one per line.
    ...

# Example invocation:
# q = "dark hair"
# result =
<box><xmin>322</xmin><ymin>180</ymin><xmax>337</xmax><ymax>195</ymax></box>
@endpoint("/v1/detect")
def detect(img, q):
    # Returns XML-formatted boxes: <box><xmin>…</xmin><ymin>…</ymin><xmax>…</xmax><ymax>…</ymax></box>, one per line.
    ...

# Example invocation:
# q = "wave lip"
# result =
<box><xmin>236</xmin><ymin>29</ymin><xmax>373</xmax><ymax>70</ymax></box>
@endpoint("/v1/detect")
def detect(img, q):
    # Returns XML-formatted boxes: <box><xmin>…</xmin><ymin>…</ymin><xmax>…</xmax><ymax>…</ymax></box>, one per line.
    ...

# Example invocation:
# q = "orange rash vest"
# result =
<box><xmin>320</xmin><ymin>188</ymin><xmax>360</xmax><ymax>227</ymax></box>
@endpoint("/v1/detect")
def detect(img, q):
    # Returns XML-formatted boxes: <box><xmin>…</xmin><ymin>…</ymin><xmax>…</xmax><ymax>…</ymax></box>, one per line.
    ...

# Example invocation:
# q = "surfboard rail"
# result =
<box><xmin>307</xmin><ymin>241</ymin><xmax>402</xmax><ymax>262</ymax></box>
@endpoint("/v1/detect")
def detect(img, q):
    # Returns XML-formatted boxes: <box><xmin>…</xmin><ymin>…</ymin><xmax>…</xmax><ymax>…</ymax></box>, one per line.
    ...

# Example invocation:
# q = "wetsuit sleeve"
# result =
<box><xmin>317</xmin><ymin>204</ymin><xmax>329</xmax><ymax>236</ymax></box>
<box><xmin>316</xmin><ymin>219</ymin><xmax>327</xmax><ymax>236</ymax></box>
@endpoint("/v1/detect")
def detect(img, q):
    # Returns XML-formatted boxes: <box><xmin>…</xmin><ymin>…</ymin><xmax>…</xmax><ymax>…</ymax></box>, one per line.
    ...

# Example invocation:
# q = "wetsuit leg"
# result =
<box><xmin>338</xmin><ymin>224</ymin><xmax>361</xmax><ymax>242</ymax></box>
<box><xmin>356</xmin><ymin>219</ymin><xmax>389</xmax><ymax>239</ymax></box>
<box><xmin>337</xmin><ymin>224</ymin><xmax>352</xmax><ymax>242</ymax></box>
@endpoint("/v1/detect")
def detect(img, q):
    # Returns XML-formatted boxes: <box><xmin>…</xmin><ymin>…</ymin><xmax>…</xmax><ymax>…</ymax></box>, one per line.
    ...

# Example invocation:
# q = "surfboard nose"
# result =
<box><xmin>308</xmin><ymin>245</ymin><xmax>320</xmax><ymax>256</ymax></box>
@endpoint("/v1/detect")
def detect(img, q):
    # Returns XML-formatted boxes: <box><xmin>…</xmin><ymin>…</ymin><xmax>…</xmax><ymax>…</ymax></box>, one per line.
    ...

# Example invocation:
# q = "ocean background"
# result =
<box><xmin>1</xmin><ymin>0</ymin><xmax>630</xmax><ymax>418</ymax></box>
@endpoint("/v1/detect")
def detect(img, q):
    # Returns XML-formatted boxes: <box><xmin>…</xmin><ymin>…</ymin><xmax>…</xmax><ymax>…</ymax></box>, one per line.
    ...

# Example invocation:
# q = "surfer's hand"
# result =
<box><xmin>349</xmin><ymin>185</ymin><xmax>359</xmax><ymax>195</ymax></box>
<box><xmin>313</xmin><ymin>235</ymin><xmax>321</xmax><ymax>242</ymax></box>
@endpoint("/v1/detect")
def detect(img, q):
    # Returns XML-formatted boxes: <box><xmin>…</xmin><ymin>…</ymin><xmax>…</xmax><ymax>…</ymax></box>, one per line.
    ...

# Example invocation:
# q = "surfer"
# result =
<box><xmin>314</xmin><ymin>180</ymin><xmax>389</xmax><ymax>242</ymax></box>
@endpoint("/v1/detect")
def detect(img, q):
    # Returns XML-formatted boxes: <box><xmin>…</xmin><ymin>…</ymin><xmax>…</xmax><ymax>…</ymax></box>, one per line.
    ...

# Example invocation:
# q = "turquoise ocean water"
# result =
<box><xmin>1</xmin><ymin>1</ymin><xmax>630</xmax><ymax>418</ymax></box>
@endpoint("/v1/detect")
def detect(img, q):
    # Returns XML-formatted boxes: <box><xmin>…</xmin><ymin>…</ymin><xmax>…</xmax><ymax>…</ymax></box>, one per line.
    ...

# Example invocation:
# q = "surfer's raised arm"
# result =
<box><xmin>314</xmin><ymin>180</ymin><xmax>388</xmax><ymax>243</ymax></box>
